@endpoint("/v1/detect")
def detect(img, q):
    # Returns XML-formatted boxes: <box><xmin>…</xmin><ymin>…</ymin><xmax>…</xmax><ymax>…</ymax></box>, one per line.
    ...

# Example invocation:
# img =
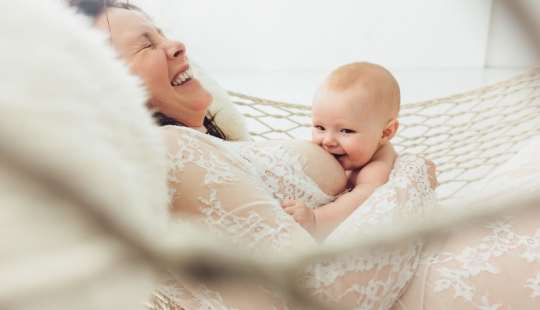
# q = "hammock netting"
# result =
<box><xmin>228</xmin><ymin>68</ymin><xmax>540</xmax><ymax>201</ymax></box>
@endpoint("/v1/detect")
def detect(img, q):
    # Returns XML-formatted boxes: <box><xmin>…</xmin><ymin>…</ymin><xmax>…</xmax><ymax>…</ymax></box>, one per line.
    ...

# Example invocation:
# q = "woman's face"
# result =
<box><xmin>94</xmin><ymin>8</ymin><xmax>212</xmax><ymax>127</ymax></box>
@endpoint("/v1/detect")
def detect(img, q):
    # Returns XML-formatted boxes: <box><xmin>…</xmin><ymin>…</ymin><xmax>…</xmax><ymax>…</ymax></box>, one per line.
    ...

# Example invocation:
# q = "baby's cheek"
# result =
<box><xmin>310</xmin><ymin>130</ymin><xmax>322</xmax><ymax>145</ymax></box>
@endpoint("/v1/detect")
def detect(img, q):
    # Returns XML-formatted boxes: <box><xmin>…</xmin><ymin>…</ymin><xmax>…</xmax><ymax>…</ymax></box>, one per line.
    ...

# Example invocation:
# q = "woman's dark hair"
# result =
<box><xmin>153</xmin><ymin>112</ymin><xmax>227</xmax><ymax>140</ymax></box>
<box><xmin>68</xmin><ymin>0</ymin><xmax>144</xmax><ymax>18</ymax></box>
<box><xmin>67</xmin><ymin>0</ymin><xmax>229</xmax><ymax>140</ymax></box>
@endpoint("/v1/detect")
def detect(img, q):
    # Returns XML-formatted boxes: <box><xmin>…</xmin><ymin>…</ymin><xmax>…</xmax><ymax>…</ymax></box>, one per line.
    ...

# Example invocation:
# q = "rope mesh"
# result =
<box><xmin>229</xmin><ymin>68</ymin><xmax>540</xmax><ymax>201</ymax></box>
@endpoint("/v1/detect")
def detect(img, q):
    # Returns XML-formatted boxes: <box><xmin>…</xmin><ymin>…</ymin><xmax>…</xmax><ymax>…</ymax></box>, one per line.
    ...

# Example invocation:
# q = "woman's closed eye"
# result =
<box><xmin>140</xmin><ymin>32</ymin><xmax>161</xmax><ymax>50</ymax></box>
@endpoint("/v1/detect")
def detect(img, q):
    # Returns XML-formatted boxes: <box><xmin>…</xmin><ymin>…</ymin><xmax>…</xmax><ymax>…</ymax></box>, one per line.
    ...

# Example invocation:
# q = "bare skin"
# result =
<box><xmin>239</xmin><ymin>139</ymin><xmax>348</xmax><ymax>196</ymax></box>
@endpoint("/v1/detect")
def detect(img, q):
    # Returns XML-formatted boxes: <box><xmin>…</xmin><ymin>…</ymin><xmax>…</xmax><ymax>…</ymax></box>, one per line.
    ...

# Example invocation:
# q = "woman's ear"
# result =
<box><xmin>379</xmin><ymin>118</ymin><xmax>399</xmax><ymax>145</ymax></box>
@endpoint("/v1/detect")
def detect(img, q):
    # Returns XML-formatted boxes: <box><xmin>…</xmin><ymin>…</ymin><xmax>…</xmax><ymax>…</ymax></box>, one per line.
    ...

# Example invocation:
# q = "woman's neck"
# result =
<box><xmin>190</xmin><ymin>125</ymin><xmax>208</xmax><ymax>134</ymax></box>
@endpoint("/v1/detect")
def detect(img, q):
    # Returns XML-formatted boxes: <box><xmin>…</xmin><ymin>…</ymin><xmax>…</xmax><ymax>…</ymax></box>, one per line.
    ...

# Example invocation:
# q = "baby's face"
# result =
<box><xmin>311</xmin><ymin>86</ymin><xmax>385</xmax><ymax>170</ymax></box>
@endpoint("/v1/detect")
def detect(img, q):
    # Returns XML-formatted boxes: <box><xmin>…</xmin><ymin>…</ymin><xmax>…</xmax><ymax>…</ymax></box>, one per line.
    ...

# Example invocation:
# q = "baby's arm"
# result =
<box><xmin>281</xmin><ymin>200</ymin><xmax>316</xmax><ymax>234</ymax></box>
<box><xmin>283</xmin><ymin>143</ymin><xmax>397</xmax><ymax>241</ymax></box>
<box><xmin>313</xmin><ymin>146</ymin><xmax>396</xmax><ymax>239</ymax></box>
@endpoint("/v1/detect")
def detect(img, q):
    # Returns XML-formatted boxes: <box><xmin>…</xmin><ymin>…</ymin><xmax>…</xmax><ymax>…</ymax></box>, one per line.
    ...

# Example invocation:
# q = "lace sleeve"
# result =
<box><xmin>159</xmin><ymin>127</ymin><xmax>436</xmax><ymax>309</ymax></box>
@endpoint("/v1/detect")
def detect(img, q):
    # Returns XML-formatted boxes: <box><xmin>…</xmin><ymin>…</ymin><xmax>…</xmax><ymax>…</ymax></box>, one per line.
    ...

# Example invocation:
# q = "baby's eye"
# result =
<box><xmin>341</xmin><ymin>129</ymin><xmax>355</xmax><ymax>134</ymax></box>
<box><xmin>314</xmin><ymin>125</ymin><xmax>325</xmax><ymax>131</ymax></box>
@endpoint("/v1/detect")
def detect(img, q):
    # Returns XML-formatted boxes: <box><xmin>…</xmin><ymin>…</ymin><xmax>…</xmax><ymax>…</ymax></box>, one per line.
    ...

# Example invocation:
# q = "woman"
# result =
<box><xmin>68</xmin><ymin>1</ymin><xmax>540</xmax><ymax>309</ymax></box>
<box><xmin>71</xmin><ymin>0</ymin><xmax>228</xmax><ymax>139</ymax></box>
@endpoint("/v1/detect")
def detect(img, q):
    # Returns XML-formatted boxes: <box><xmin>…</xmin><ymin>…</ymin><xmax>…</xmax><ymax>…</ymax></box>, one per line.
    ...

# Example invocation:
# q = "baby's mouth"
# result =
<box><xmin>171</xmin><ymin>69</ymin><xmax>194</xmax><ymax>86</ymax></box>
<box><xmin>333</xmin><ymin>153</ymin><xmax>345</xmax><ymax>160</ymax></box>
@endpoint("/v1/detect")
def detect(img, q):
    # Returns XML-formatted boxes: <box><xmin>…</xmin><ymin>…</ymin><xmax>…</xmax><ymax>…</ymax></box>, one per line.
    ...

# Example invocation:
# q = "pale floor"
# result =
<box><xmin>212</xmin><ymin>68</ymin><xmax>528</xmax><ymax>106</ymax></box>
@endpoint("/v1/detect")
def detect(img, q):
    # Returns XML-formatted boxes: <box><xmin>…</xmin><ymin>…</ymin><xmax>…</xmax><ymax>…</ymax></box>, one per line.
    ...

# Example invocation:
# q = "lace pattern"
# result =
<box><xmin>395</xmin><ymin>137</ymin><xmax>540</xmax><ymax>310</ymax></box>
<box><xmin>231</xmin><ymin>143</ymin><xmax>336</xmax><ymax>209</ymax></box>
<box><xmin>303</xmin><ymin>154</ymin><xmax>436</xmax><ymax>309</ymax></box>
<box><xmin>158</xmin><ymin>126</ymin><xmax>437</xmax><ymax>309</ymax></box>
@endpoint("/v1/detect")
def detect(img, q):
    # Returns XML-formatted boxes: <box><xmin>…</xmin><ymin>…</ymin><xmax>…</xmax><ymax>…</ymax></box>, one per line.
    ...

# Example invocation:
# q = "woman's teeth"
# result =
<box><xmin>171</xmin><ymin>69</ymin><xmax>193</xmax><ymax>86</ymax></box>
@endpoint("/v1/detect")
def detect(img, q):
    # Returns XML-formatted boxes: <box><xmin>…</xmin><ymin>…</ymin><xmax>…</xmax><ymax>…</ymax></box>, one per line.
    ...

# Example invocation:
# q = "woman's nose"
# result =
<box><xmin>165</xmin><ymin>39</ymin><xmax>186</xmax><ymax>60</ymax></box>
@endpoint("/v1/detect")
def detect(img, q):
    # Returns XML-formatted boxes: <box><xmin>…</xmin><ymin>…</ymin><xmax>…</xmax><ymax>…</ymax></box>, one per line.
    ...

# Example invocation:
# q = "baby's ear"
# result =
<box><xmin>380</xmin><ymin>119</ymin><xmax>399</xmax><ymax>144</ymax></box>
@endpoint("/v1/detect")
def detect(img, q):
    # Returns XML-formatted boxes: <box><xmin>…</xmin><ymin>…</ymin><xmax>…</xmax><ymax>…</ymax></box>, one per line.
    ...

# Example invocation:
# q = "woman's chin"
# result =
<box><xmin>194</xmin><ymin>92</ymin><xmax>213</xmax><ymax>113</ymax></box>
<box><xmin>173</xmin><ymin>80</ymin><xmax>213</xmax><ymax>108</ymax></box>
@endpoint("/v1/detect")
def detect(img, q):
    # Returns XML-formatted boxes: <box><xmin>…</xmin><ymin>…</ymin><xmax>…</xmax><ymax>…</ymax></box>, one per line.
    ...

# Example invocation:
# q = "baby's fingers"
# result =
<box><xmin>281</xmin><ymin>200</ymin><xmax>296</xmax><ymax>208</ymax></box>
<box><xmin>283</xmin><ymin>206</ymin><xmax>296</xmax><ymax>216</ymax></box>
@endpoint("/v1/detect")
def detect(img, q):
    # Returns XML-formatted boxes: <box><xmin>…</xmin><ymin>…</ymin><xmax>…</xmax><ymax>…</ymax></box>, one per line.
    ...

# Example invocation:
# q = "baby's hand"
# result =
<box><xmin>281</xmin><ymin>200</ymin><xmax>316</xmax><ymax>234</ymax></box>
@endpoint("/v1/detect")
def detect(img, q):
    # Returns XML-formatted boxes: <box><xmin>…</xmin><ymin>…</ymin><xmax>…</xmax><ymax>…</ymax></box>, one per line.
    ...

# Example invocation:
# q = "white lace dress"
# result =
<box><xmin>157</xmin><ymin>126</ymin><xmax>436</xmax><ymax>309</ymax></box>
<box><xmin>395</xmin><ymin>136</ymin><xmax>540</xmax><ymax>310</ymax></box>
<box><xmin>156</xmin><ymin>126</ymin><xmax>540</xmax><ymax>309</ymax></box>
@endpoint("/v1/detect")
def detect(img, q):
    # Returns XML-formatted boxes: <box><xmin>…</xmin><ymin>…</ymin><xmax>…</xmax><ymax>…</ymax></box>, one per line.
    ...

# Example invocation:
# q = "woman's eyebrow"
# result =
<box><xmin>139</xmin><ymin>27</ymin><xmax>165</xmax><ymax>40</ymax></box>
<box><xmin>141</xmin><ymin>32</ymin><xmax>151</xmax><ymax>40</ymax></box>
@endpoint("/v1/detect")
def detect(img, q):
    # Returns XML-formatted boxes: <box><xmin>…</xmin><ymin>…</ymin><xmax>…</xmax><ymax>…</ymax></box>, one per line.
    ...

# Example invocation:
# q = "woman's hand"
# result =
<box><xmin>281</xmin><ymin>200</ymin><xmax>316</xmax><ymax>234</ymax></box>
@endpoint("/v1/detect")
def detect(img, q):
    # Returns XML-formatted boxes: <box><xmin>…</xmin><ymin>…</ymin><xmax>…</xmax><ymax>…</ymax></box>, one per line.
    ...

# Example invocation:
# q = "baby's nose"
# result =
<box><xmin>322</xmin><ymin>134</ymin><xmax>337</xmax><ymax>146</ymax></box>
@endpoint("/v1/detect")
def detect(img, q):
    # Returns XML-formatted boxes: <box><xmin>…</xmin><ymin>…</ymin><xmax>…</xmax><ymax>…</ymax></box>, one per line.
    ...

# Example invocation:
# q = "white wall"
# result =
<box><xmin>125</xmin><ymin>0</ymin><xmax>539</xmax><ymax>104</ymax></box>
<box><xmin>132</xmin><ymin>0</ymin><xmax>495</xmax><ymax>72</ymax></box>
<box><xmin>121</xmin><ymin>0</ymin><xmax>540</xmax><ymax>71</ymax></box>
<box><xmin>486</xmin><ymin>0</ymin><xmax>540</xmax><ymax>68</ymax></box>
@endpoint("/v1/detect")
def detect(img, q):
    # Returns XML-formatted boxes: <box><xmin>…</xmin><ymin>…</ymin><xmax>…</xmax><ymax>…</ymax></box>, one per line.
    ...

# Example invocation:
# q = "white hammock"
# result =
<box><xmin>228</xmin><ymin>67</ymin><xmax>540</xmax><ymax>201</ymax></box>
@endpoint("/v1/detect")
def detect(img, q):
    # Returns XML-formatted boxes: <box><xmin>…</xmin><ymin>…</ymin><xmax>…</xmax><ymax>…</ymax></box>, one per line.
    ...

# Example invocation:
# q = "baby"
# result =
<box><xmin>282</xmin><ymin>62</ymin><xmax>401</xmax><ymax>241</ymax></box>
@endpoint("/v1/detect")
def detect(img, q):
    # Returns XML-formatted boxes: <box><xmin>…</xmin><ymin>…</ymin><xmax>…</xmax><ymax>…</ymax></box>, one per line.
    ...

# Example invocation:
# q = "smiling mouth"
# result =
<box><xmin>171</xmin><ymin>69</ymin><xmax>194</xmax><ymax>86</ymax></box>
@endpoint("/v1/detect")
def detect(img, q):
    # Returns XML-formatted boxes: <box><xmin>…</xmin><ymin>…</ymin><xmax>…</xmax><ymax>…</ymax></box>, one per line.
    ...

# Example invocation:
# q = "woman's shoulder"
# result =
<box><xmin>160</xmin><ymin>125</ymin><xmax>228</xmax><ymax>152</ymax></box>
<box><xmin>160</xmin><ymin>125</ymin><xmax>206</xmax><ymax>140</ymax></box>
<box><xmin>161</xmin><ymin>125</ymin><xmax>193</xmax><ymax>134</ymax></box>
<box><xmin>160</xmin><ymin>125</ymin><xmax>202</xmax><ymax>149</ymax></box>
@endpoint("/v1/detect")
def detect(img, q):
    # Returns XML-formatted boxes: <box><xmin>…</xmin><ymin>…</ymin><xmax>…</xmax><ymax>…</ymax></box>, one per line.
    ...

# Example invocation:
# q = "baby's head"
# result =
<box><xmin>311</xmin><ymin>62</ymin><xmax>400</xmax><ymax>170</ymax></box>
